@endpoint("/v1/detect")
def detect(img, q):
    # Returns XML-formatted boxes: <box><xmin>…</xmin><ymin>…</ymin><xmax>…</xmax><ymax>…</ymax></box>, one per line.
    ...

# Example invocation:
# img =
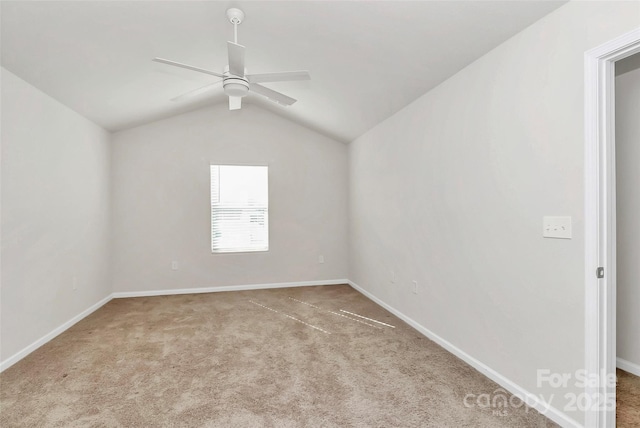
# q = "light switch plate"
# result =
<box><xmin>543</xmin><ymin>216</ymin><xmax>572</xmax><ymax>239</ymax></box>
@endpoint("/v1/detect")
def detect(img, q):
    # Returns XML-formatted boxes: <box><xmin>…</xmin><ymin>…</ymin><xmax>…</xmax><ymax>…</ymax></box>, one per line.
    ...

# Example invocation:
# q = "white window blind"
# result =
<box><xmin>210</xmin><ymin>165</ymin><xmax>269</xmax><ymax>253</ymax></box>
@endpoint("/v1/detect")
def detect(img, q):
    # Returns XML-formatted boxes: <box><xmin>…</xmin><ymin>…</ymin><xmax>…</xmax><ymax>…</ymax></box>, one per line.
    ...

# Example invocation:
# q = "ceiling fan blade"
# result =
<box><xmin>229</xmin><ymin>96</ymin><xmax>242</xmax><ymax>110</ymax></box>
<box><xmin>170</xmin><ymin>81</ymin><xmax>222</xmax><ymax>102</ymax></box>
<box><xmin>227</xmin><ymin>42</ymin><xmax>245</xmax><ymax>76</ymax></box>
<box><xmin>153</xmin><ymin>57</ymin><xmax>225</xmax><ymax>78</ymax></box>
<box><xmin>246</xmin><ymin>71</ymin><xmax>310</xmax><ymax>83</ymax></box>
<box><xmin>250</xmin><ymin>83</ymin><xmax>296</xmax><ymax>106</ymax></box>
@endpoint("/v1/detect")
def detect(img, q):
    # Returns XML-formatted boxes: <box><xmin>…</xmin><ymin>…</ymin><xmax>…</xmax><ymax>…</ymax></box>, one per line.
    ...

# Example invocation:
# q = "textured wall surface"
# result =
<box><xmin>349</xmin><ymin>2</ymin><xmax>640</xmax><ymax>423</ymax></box>
<box><xmin>111</xmin><ymin>104</ymin><xmax>348</xmax><ymax>293</ymax></box>
<box><xmin>1</xmin><ymin>67</ymin><xmax>112</xmax><ymax>362</ymax></box>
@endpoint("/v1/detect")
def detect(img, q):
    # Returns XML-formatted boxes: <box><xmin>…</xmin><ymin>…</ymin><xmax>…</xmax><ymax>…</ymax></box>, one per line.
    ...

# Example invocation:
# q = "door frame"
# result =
<box><xmin>584</xmin><ymin>27</ymin><xmax>640</xmax><ymax>428</ymax></box>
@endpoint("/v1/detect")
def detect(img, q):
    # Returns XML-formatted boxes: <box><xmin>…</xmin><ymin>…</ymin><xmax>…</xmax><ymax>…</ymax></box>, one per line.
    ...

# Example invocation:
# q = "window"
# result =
<box><xmin>210</xmin><ymin>165</ymin><xmax>269</xmax><ymax>253</ymax></box>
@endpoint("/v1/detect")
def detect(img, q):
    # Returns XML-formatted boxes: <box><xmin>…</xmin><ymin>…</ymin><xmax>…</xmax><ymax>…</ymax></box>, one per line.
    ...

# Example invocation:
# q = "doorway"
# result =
<box><xmin>584</xmin><ymin>27</ymin><xmax>640</xmax><ymax>428</ymax></box>
<box><xmin>613</xmin><ymin>52</ymin><xmax>640</xmax><ymax>428</ymax></box>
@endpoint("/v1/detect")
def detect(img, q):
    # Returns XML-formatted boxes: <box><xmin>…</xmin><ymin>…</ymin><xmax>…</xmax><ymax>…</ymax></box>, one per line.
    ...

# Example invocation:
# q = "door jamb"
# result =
<box><xmin>584</xmin><ymin>27</ymin><xmax>640</xmax><ymax>428</ymax></box>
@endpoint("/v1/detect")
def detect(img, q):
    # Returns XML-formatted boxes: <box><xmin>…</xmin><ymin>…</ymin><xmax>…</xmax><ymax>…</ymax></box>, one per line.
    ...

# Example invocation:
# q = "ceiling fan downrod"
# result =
<box><xmin>226</xmin><ymin>8</ymin><xmax>245</xmax><ymax>44</ymax></box>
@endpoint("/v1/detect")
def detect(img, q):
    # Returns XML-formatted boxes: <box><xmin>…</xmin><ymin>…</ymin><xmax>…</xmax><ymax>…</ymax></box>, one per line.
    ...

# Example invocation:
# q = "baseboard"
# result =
<box><xmin>1</xmin><ymin>280</ymin><xmax>346</xmax><ymax>373</ymax></box>
<box><xmin>2</xmin><ymin>276</ymin><xmax>581</xmax><ymax>428</ymax></box>
<box><xmin>0</xmin><ymin>294</ymin><xmax>112</xmax><ymax>373</ymax></box>
<box><xmin>347</xmin><ymin>280</ymin><xmax>581</xmax><ymax>428</ymax></box>
<box><xmin>111</xmin><ymin>279</ymin><xmax>349</xmax><ymax>299</ymax></box>
<box><xmin>617</xmin><ymin>357</ymin><xmax>640</xmax><ymax>377</ymax></box>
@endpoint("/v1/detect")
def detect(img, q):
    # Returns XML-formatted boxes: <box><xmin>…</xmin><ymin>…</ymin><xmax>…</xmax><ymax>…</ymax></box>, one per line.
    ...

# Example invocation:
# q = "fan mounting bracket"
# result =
<box><xmin>226</xmin><ymin>8</ymin><xmax>245</xmax><ymax>25</ymax></box>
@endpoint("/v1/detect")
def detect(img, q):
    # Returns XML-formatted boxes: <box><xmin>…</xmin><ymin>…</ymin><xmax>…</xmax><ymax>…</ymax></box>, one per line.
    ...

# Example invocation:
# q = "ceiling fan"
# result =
<box><xmin>153</xmin><ymin>8</ymin><xmax>310</xmax><ymax>111</ymax></box>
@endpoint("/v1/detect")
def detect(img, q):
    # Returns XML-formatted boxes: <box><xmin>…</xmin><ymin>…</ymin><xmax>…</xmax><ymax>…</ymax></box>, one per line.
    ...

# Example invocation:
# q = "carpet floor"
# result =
<box><xmin>1</xmin><ymin>284</ymin><xmax>557</xmax><ymax>427</ymax></box>
<box><xmin>618</xmin><ymin>368</ymin><xmax>640</xmax><ymax>427</ymax></box>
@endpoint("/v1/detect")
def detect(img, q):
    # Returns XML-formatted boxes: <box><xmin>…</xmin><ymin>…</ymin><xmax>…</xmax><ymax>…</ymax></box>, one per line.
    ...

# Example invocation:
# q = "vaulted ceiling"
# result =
<box><xmin>1</xmin><ymin>1</ymin><xmax>566</xmax><ymax>142</ymax></box>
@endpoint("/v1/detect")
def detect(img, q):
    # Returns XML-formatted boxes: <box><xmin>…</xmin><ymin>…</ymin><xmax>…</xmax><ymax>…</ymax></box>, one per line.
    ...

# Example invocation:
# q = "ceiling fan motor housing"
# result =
<box><xmin>223</xmin><ymin>77</ymin><xmax>249</xmax><ymax>97</ymax></box>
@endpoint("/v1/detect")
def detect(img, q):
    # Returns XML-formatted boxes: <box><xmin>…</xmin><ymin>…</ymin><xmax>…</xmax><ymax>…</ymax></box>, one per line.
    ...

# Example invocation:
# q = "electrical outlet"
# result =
<box><xmin>171</xmin><ymin>261</ymin><xmax>179</xmax><ymax>270</ymax></box>
<box><xmin>72</xmin><ymin>276</ymin><xmax>78</xmax><ymax>291</ymax></box>
<box><xmin>412</xmin><ymin>280</ymin><xmax>418</xmax><ymax>294</ymax></box>
<box><xmin>390</xmin><ymin>270</ymin><xmax>395</xmax><ymax>284</ymax></box>
<box><xmin>318</xmin><ymin>255</ymin><xmax>325</xmax><ymax>264</ymax></box>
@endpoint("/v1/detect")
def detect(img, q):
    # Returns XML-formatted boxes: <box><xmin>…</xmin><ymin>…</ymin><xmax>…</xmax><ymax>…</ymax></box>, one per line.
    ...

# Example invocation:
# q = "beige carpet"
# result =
<box><xmin>618</xmin><ymin>368</ymin><xmax>640</xmax><ymax>427</ymax></box>
<box><xmin>1</xmin><ymin>284</ymin><xmax>556</xmax><ymax>427</ymax></box>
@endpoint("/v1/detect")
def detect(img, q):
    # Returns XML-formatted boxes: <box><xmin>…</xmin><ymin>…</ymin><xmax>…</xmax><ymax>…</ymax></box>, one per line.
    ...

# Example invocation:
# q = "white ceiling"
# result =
<box><xmin>1</xmin><ymin>1</ymin><xmax>566</xmax><ymax>143</ymax></box>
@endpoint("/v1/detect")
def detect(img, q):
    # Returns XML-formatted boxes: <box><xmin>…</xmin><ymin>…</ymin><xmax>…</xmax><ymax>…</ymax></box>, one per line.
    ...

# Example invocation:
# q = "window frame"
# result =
<box><xmin>210</xmin><ymin>163</ymin><xmax>270</xmax><ymax>254</ymax></box>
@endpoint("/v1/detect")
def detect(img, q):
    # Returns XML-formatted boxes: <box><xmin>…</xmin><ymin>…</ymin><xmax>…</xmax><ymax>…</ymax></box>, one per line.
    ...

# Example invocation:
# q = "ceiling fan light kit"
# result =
<box><xmin>223</xmin><ymin>77</ymin><xmax>249</xmax><ymax>98</ymax></box>
<box><xmin>153</xmin><ymin>8</ymin><xmax>310</xmax><ymax>111</ymax></box>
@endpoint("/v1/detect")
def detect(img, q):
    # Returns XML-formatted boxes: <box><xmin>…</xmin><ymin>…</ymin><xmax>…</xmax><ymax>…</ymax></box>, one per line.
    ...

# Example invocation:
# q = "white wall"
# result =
<box><xmin>111</xmin><ymin>103</ymin><xmax>348</xmax><ymax>292</ymax></box>
<box><xmin>348</xmin><ymin>1</ymin><xmax>639</xmax><ymax>424</ymax></box>
<box><xmin>616</xmin><ymin>58</ymin><xmax>640</xmax><ymax>370</ymax></box>
<box><xmin>1</xmin><ymin>67</ymin><xmax>112</xmax><ymax>363</ymax></box>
